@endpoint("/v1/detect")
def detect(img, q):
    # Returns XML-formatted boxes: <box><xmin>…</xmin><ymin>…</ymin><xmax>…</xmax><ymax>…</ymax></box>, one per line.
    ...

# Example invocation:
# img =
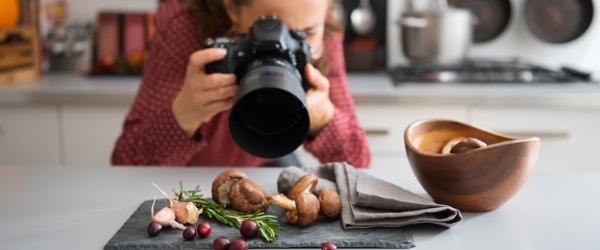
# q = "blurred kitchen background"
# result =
<box><xmin>2</xmin><ymin>0</ymin><xmax>600</xmax><ymax>170</ymax></box>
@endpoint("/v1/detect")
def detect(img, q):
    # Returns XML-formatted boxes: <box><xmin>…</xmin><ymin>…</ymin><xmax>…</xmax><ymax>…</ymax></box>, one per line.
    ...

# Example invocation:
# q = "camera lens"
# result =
<box><xmin>239</xmin><ymin>88</ymin><xmax>304</xmax><ymax>135</ymax></box>
<box><xmin>229</xmin><ymin>57</ymin><xmax>309</xmax><ymax>158</ymax></box>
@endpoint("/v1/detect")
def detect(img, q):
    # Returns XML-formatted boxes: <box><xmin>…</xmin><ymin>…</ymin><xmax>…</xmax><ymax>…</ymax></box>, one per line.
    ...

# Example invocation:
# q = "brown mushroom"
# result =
<box><xmin>211</xmin><ymin>169</ymin><xmax>248</xmax><ymax>204</ymax></box>
<box><xmin>450</xmin><ymin>137</ymin><xmax>487</xmax><ymax>154</ymax></box>
<box><xmin>441</xmin><ymin>137</ymin><xmax>466</xmax><ymax>154</ymax></box>
<box><xmin>228</xmin><ymin>178</ymin><xmax>269</xmax><ymax>213</ymax></box>
<box><xmin>269</xmin><ymin>193</ymin><xmax>320</xmax><ymax>227</ymax></box>
<box><xmin>288</xmin><ymin>174</ymin><xmax>318</xmax><ymax>200</ymax></box>
<box><xmin>317</xmin><ymin>189</ymin><xmax>341</xmax><ymax>219</ymax></box>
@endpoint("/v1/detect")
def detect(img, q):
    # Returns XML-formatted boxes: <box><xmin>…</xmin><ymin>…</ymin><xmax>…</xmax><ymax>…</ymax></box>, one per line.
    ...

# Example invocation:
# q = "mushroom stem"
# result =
<box><xmin>268</xmin><ymin>194</ymin><xmax>296</xmax><ymax>210</ymax></box>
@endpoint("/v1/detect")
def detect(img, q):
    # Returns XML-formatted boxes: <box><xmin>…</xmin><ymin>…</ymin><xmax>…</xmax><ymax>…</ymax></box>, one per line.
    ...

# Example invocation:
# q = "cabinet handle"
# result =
<box><xmin>364</xmin><ymin>128</ymin><xmax>390</xmax><ymax>135</ymax></box>
<box><xmin>498</xmin><ymin>131</ymin><xmax>569</xmax><ymax>139</ymax></box>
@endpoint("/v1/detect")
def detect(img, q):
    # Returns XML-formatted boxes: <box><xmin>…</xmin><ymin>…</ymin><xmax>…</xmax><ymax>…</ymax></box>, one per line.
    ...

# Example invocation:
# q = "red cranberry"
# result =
<box><xmin>183</xmin><ymin>226</ymin><xmax>196</xmax><ymax>241</ymax></box>
<box><xmin>213</xmin><ymin>236</ymin><xmax>231</xmax><ymax>250</ymax></box>
<box><xmin>322</xmin><ymin>242</ymin><xmax>337</xmax><ymax>250</ymax></box>
<box><xmin>197</xmin><ymin>221</ymin><xmax>212</xmax><ymax>238</ymax></box>
<box><xmin>240</xmin><ymin>219</ymin><xmax>259</xmax><ymax>238</ymax></box>
<box><xmin>228</xmin><ymin>238</ymin><xmax>248</xmax><ymax>250</ymax></box>
<box><xmin>147</xmin><ymin>221</ymin><xmax>162</xmax><ymax>237</ymax></box>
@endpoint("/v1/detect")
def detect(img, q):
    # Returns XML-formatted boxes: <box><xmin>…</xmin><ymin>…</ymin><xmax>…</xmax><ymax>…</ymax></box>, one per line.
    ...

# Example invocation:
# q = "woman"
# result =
<box><xmin>111</xmin><ymin>0</ymin><xmax>370</xmax><ymax>168</ymax></box>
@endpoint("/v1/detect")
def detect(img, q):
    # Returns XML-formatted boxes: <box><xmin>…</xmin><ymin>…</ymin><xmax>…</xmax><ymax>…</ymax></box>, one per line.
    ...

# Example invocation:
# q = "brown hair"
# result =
<box><xmin>184</xmin><ymin>0</ymin><xmax>342</xmax><ymax>75</ymax></box>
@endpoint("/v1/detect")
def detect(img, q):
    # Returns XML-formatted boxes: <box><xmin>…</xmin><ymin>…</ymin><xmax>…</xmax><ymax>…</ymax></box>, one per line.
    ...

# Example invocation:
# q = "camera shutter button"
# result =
<box><xmin>204</xmin><ymin>38</ymin><xmax>215</xmax><ymax>47</ymax></box>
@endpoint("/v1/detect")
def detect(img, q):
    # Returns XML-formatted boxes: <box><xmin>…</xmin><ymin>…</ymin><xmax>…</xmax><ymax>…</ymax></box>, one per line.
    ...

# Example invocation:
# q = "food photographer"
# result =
<box><xmin>111</xmin><ymin>0</ymin><xmax>370</xmax><ymax>168</ymax></box>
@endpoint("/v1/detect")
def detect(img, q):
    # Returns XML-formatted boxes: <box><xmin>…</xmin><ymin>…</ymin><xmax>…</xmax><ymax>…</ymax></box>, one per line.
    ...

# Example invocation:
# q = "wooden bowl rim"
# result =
<box><xmin>404</xmin><ymin>118</ymin><xmax>540</xmax><ymax>158</ymax></box>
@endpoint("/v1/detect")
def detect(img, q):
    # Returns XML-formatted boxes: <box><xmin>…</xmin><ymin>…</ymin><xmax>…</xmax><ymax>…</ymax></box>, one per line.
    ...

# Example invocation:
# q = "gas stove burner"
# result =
<box><xmin>391</xmin><ymin>59</ymin><xmax>595</xmax><ymax>84</ymax></box>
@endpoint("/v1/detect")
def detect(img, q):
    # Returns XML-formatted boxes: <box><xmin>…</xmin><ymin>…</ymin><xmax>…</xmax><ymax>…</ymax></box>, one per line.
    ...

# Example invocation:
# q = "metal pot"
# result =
<box><xmin>400</xmin><ymin>0</ymin><xmax>472</xmax><ymax>64</ymax></box>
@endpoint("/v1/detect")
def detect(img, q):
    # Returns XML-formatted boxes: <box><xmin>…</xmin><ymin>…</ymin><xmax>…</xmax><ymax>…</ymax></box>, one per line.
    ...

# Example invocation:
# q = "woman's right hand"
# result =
<box><xmin>172</xmin><ymin>48</ymin><xmax>238</xmax><ymax>137</ymax></box>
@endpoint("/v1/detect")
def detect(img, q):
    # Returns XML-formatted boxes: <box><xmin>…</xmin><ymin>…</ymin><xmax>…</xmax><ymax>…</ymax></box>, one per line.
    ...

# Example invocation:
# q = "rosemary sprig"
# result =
<box><xmin>174</xmin><ymin>182</ymin><xmax>282</xmax><ymax>242</ymax></box>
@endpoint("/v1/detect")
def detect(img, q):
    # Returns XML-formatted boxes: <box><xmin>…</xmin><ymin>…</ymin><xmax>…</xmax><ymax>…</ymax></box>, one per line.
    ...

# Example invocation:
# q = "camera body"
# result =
<box><xmin>205</xmin><ymin>16</ymin><xmax>312</xmax><ymax>159</ymax></box>
<box><xmin>205</xmin><ymin>16</ymin><xmax>311</xmax><ymax>89</ymax></box>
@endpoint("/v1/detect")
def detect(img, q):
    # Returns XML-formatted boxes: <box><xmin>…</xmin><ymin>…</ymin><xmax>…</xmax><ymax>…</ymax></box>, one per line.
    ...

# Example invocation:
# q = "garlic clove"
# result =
<box><xmin>174</xmin><ymin>202</ymin><xmax>201</xmax><ymax>225</ymax></box>
<box><xmin>150</xmin><ymin>195</ymin><xmax>186</xmax><ymax>229</ymax></box>
<box><xmin>153</xmin><ymin>207</ymin><xmax>176</xmax><ymax>227</ymax></box>
<box><xmin>152</xmin><ymin>182</ymin><xmax>203</xmax><ymax>225</ymax></box>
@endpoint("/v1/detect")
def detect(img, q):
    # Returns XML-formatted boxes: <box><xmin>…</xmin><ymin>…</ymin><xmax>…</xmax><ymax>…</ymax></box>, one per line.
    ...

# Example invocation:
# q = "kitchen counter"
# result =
<box><xmin>2</xmin><ymin>72</ymin><xmax>600</xmax><ymax>109</ymax></box>
<box><xmin>0</xmin><ymin>163</ymin><xmax>598</xmax><ymax>250</ymax></box>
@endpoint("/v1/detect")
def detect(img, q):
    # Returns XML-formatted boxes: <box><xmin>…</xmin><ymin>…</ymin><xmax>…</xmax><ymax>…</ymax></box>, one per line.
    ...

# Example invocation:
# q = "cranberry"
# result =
<box><xmin>147</xmin><ymin>221</ymin><xmax>162</xmax><ymax>237</ymax></box>
<box><xmin>197</xmin><ymin>221</ymin><xmax>212</xmax><ymax>238</ymax></box>
<box><xmin>322</xmin><ymin>242</ymin><xmax>337</xmax><ymax>250</ymax></box>
<box><xmin>183</xmin><ymin>226</ymin><xmax>196</xmax><ymax>241</ymax></box>
<box><xmin>228</xmin><ymin>238</ymin><xmax>248</xmax><ymax>250</ymax></box>
<box><xmin>213</xmin><ymin>236</ymin><xmax>231</xmax><ymax>250</ymax></box>
<box><xmin>240</xmin><ymin>219</ymin><xmax>259</xmax><ymax>238</ymax></box>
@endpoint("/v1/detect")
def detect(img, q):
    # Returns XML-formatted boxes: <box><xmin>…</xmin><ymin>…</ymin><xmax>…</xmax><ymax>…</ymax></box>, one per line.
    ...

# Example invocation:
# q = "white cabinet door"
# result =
<box><xmin>471</xmin><ymin>107</ymin><xmax>600</xmax><ymax>170</ymax></box>
<box><xmin>356</xmin><ymin>105</ymin><xmax>468</xmax><ymax>155</ymax></box>
<box><xmin>0</xmin><ymin>105</ymin><xmax>60</xmax><ymax>165</ymax></box>
<box><xmin>61</xmin><ymin>105</ymin><xmax>129</xmax><ymax>166</ymax></box>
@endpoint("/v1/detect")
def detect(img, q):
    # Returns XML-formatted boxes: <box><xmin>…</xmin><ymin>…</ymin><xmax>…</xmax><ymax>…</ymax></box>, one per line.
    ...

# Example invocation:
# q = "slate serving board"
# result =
<box><xmin>105</xmin><ymin>199</ymin><xmax>415</xmax><ymax>249</ymax></box>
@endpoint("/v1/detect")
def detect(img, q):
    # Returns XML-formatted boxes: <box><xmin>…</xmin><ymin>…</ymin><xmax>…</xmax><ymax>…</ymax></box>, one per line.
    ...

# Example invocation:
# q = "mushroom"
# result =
<box><xmin>228</xmin><ymin>178</ymin><xmax>270</xmax><ymax>213</ymax></box>
<box><xmin>317</xmin><ymin>189</ymin><xmax>341</xmax><ymax>219</ymax></box>
<box><xmin>441</xmin><ymin>137</ymin><xmax>466</xmax><ymax>154</ymax></box>
<box><xmin>211</xmin><ymin>169</ymin><xmax>248</xmax><ymax>204</ymax></box>
<box><xmin>450</xmin><ymin>137</ymin><xmax>487</xmax><ymax>154</ymax></box>
<box><xmin>287</xmin><ymin>174</ymin><xmax>318</xmax><ymax>200</ymax></box>
<box><xmin>268</xmin><ymin>193</ymin><xmax>320</xmax><ymax>227</ymax></box>
<box><xmin>268</xmin><ymin>173</ymin><xmax>321</xmax><ymax>227</ymax></box>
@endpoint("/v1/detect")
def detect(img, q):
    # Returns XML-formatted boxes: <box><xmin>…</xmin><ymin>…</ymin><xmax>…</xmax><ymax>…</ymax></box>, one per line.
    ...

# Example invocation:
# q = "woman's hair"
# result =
<box><xmin>184</xmin><ymin>0</ymin><xmax>342</xmax><ymax>75</ymax></box>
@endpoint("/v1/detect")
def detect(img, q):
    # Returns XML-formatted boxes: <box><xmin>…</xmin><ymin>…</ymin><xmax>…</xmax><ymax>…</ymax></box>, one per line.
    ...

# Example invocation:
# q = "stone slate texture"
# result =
<box><xmin>104</xmin><ymin>199</ymin><xmax>415</xmax><ymax>249</ymax></box>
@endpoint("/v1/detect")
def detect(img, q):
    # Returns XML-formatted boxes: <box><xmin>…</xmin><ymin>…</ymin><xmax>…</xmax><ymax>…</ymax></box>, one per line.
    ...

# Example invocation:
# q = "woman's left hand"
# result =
<box><xmin>304</xmin><ymin>64</ymin><xmax>335</xmax><ymax>137</ymax></box>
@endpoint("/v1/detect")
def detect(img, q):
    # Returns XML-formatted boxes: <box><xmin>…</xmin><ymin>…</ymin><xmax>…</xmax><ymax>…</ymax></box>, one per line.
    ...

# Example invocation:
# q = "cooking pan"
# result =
<box><xmin>524</xmin><ymin>0</ymin><xmax>594</xmax><ymax>44</ymax></box>
<box><xmin>448</xmin><ymin>0</ymin><xmax>512</xmax><ymax>43</ymax></box>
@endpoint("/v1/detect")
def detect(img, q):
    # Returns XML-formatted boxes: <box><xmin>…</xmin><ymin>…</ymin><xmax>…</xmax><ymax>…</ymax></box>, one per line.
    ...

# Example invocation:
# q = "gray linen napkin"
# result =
<box><xmin>277</xmin><ymin>162</ymin><xmax>462</xmax><ymax>229</ymax></box>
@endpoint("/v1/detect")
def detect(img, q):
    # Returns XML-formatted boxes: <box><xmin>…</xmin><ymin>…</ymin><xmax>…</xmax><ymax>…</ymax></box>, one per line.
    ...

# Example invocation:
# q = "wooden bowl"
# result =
<box><xmin>404</xmin><ymin>119</ymin><xmax>540</xmax><ymax>212</ymax></box>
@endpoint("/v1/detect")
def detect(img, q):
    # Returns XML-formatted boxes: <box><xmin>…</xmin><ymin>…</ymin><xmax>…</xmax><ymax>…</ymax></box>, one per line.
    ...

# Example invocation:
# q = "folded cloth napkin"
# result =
<box><xmin>277</xmin><ymin>162</ymin><xmax>463</xmax><ymax>229</ymax></box>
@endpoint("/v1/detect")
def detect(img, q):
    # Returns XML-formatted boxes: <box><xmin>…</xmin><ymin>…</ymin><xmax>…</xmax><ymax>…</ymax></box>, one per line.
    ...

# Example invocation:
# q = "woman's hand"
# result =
<box><xmin>172</xmin><ymin>48</ymin><xmax>238</xmax><ymax>137</ymax></box>
<box><xmin>305</xmin><ymin>64</ymin><xmax>335</xmax><ymax>137</ymax></box>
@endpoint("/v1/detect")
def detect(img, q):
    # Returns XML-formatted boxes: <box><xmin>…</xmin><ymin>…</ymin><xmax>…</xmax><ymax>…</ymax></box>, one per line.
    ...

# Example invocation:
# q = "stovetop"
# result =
<box><xmin>390</xmin><ymin>59</ymin><xmax>596</xmax><ymax>84</ymax></box>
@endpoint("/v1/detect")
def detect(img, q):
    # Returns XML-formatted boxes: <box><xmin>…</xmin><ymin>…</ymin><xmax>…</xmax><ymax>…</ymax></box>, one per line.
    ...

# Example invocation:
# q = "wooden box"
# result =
<box><xmin>0</xmin><ymin>0</ymin><xmax>41</xmax><ymax>86</ymax></box>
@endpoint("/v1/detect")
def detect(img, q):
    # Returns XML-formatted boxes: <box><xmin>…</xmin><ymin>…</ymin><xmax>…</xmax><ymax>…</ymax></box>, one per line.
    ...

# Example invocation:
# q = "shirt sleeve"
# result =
<box><xmin>303</xmin><ymin>33</ymin><xmax>371</xmax><ymax>168</ymax></box>
<box><xmin>111</xmin><ymin>0</ymin><xmax>208</xmax><ymax>166</ymax></box>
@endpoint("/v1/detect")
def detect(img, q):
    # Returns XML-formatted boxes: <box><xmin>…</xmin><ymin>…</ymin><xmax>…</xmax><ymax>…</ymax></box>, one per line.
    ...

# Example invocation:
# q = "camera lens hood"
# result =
<box><xmin>229</xmin><ymin>58</ymin><xmax>309</xmax><ymax>159</ymax></box>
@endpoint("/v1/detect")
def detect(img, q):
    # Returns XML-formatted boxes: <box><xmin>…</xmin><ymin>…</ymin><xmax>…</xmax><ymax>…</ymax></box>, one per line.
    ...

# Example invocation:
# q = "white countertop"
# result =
<box><xmin>2</xmin><ymin>72</ymin><xmax>600</xmax><ymax>109</ymax></box>
<box><xmin>0</xmin><ymin>163</ymin><xmax>598</xmax><ymax>250</ymax></box>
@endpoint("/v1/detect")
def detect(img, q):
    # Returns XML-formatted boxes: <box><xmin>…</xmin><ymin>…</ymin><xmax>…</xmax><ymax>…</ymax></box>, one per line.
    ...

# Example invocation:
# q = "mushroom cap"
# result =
<box><xmin>318</xmin><ymin>189</ymin><xmax>342</xmax><ymax>219</ymax></box>
<box><xmin>288</xmin><ymin>174</ymin><xmax>318</xmax><ymax>200</ymax></box>
<box><xmin>450</xmin><ymin>137</ymin><xmax>487</xmax><ymax>154</ymax></box>
<box><xmin>229</xmin><ymin>178</ymin><xmax>269</xmax><ymax>213</ymax></box>
<box><xmin>211</xmin><ymin>169</ymin><xmax>248</xmax><ymax>204</ymax></box>
<box><xmin>294</xmin><ymin>192</ymin><xmax>320</xmax><ymax>227</ymax></box>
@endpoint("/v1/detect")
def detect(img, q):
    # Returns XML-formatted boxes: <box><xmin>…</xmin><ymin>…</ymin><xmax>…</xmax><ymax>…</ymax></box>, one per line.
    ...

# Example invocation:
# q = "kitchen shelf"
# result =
<box><xmin>0</xmin><ymin>56</ymin><xmax>34</xmax><ymax>69</ymax></box>
<box><xmin>0</xmin><ymin>42</ymin><xmax>32</xmax><ymax>54</ymax></box>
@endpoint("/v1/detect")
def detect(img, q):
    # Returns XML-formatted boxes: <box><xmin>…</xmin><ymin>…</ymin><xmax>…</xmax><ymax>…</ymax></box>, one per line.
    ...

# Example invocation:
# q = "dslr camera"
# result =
<box><xmin>205</xmin><ymin>16</ymin><xmax>311</xmax><ymax>158</ymax></box>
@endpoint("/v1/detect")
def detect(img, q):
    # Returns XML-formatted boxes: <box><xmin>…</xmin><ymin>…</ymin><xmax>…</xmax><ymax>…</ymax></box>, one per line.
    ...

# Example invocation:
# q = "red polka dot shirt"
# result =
<box><xmin>111</xmin><ymin>0</ymin><xmax>370</xmax><ymax>168</ymax></box>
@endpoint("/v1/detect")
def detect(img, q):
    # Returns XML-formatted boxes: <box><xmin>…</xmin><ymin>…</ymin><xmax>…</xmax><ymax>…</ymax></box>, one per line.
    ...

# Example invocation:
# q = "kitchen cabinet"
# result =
<box><xmin>61</xmin><ymin>104</ymin><xmax>128</xmax><ymax>166</ymax></box>
<box><xmin>295</xmin><ymin>104</ymin><xmax>469</xmax><ymax>168</ymax></box>
<box><xmin>470</xmin><ymin>107</ymin><xmax>600</xmax><ymax>170</ymax></box>
<box><xmin>0</xmin><ymin>105</ymin><xmax>60</xmax><ymax>165</ymax></box>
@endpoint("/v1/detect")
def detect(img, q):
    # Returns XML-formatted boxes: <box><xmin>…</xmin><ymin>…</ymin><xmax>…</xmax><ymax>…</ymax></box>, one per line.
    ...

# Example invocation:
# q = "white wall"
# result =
<box><xmin>66</xmin><ymin>0</ymin><xmax>158</xmax><ymax>23</ymax></box>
